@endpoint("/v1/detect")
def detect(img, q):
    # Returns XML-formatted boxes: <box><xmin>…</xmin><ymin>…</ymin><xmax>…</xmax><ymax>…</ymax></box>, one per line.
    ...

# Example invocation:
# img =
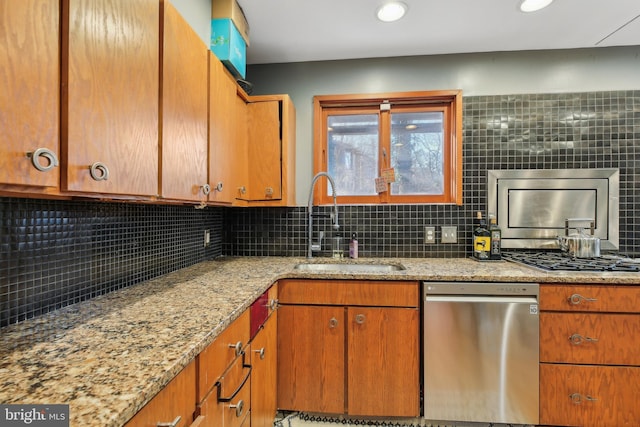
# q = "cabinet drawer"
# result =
<box><xmin>279</xmin><ymin>280</ymin><xmax>419</xmax><ymax>307</ymax></box>
<box><xmin>540</xmin><ymin>312</ymin><xmax>640</xmax><ymax>365</ymax></box>
<box><xmin>540</xmin><ymin>284</ymin><xmax>640</xmax><ymax>313</ymax></box>
<box><xmin>198</xmin><ymin>355</ymin><xmax>251</xmax><ymax>427</ymax></box>
<box><xmin>198</xmin><ymin>310</ymin><xmax>250</xmax><ymax>401</ymax></box>
<box><xmin>540</xmin><ymin>364</ymin><xmax>640</xmax><ymax>427</ymax></box>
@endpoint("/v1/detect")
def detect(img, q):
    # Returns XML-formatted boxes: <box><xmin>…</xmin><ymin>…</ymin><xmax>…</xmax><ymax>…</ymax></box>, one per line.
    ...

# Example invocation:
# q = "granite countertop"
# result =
<box><xmin>1</xmin><ymin>256</ymin><xmax>638</xmax><ymax>426</ymax></box>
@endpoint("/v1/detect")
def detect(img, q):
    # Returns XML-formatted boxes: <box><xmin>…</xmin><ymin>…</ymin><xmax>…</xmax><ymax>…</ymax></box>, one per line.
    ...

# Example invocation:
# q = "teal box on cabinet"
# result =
<box><xmin>210</xmin><ymin>18</ymin><xmax>246</xmax><ymax>78</ymax></box>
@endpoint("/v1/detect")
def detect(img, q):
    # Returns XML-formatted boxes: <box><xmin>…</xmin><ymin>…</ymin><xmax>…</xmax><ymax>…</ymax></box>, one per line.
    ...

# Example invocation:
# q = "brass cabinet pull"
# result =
<box><xmin>27</xmin><ymin>148</ymin><xmax>59</xmax><ymax>172</ymax></box>
<box><xmin>568</xmin><ymin>293</ymin><xmax>597</xmax><ymax>305</ymax></box>
<box><xmin>570</xmin><ymin>392</ymin><xmax>598</xmax><ymax>404</ymax></box>
<box><xmin>569</xmin><ymin>333</ymin><xmax>599</xmax><ymax>345</ymax></box>
<box><xmin>156</xmin><ymin>415</ymin><xmax>181</xmax><ymax>427</ymax></box>
<box><xmin>228</xmin><ymin>341</ymin><xmax>243</xmax><ymax>356</ymax></box>
<box><xmin>89</xmin><ymin>162</ymin><xmax>109</xmax><ymax>181</ymax></box>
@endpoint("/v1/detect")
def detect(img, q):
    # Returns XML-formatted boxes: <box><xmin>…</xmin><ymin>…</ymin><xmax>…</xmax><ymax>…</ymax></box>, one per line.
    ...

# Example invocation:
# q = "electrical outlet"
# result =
<box><xmin>441</xmin><ymin>226</ymin><xmax>457</xmax><ymax>243</ymax></box>
<box><xmin>204</xmin><ymin>229</ymin><xmax>210</xmax><ymax>247</ymax></box>
<box><xmin>424</xmin><ymin>226</ymin><xmax>436</xmax><ymax>244</ymax></box>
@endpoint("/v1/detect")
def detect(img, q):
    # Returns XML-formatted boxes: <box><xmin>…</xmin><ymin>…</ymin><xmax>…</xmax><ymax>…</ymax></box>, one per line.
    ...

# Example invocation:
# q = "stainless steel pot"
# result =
<box><xmin>557</xmin><ymin>228</ymin><xmax>601</xmax><ymax>258</ymax></box>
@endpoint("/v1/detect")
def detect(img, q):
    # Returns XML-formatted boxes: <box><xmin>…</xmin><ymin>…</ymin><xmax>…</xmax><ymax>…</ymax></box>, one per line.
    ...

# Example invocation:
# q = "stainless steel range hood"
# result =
<box><xmin>487</xmin><ymin>169</ymin><xmax>619</xmax><ymax>250</ymax></box>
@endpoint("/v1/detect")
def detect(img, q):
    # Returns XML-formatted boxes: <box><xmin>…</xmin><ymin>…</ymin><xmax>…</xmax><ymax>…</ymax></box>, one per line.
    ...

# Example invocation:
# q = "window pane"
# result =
<box><xmin>327</xmin><ymin>114</ymin><xmax>379</xmax><ymax>196</ymax></box>
<box><xmin>390</xmin><ymin>111</ymin><xmax>444</xmax><ymax>195</ymax></box>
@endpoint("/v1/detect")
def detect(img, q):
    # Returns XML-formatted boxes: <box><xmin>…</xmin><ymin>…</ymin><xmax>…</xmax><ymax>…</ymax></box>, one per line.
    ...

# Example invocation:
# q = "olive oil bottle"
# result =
<box><xmin>488</xmin><ymin>214</ymin><xmax>502</xmax><ymax>260</ymax></box>
<box><xmin>473</xmin><ymin>211</ymin><xmax>490</xmax><ymax>260</ymax></box>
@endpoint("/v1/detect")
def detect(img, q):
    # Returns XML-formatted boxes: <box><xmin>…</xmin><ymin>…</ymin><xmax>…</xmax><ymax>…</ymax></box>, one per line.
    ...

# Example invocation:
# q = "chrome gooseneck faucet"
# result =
<box><xmin>307</xmin><ymin>172</ymin><xmax>339</xmax><ymax>258</ymax></box>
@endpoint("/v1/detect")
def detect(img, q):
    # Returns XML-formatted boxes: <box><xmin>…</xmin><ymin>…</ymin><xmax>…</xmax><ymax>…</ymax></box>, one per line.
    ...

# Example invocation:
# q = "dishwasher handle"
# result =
<box><xmin>425</xmin><ymin>295</ymin><xmax>538</xmax><ymax>304</ymax></box>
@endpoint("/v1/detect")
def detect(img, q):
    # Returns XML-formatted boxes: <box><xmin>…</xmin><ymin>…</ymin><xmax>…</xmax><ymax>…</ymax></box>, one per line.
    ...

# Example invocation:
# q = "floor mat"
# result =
<box><xmin>275</xmin><ymin>412</ymin><xmax>441</xmax><ymax>427</ymax></box>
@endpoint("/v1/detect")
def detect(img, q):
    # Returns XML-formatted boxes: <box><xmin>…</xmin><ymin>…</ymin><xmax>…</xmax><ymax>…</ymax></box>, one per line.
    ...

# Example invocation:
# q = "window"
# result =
<box><xmin>313</xmin><ymin>91</ymin><xmax>462</xmax><ymax>205</ymax></box>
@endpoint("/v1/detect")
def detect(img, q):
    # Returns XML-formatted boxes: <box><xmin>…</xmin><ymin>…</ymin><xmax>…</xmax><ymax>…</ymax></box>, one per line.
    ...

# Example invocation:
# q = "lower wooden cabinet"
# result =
<box><xmin>124</xmin><ymin>360</ymin><xmax>197</xmax><ymax>427</ymax></box>
<box><xmin>540</xmin><ymin>364</ymin><xmax>640</xmax><ymax>427</ymax></box>
<box><xmin>539</xmin><ymin>283</ymin><xmax>640</xmax><ymax>427</ymax></box>
<box><xmin>277</xmin><ymin>280</ymin><xmax>420</xmax><ymax>417</ymax></box>
<box><xmin>250</xmin><ymin>311</ymin><xmax>278</xmax><ymax>427</ymax></box>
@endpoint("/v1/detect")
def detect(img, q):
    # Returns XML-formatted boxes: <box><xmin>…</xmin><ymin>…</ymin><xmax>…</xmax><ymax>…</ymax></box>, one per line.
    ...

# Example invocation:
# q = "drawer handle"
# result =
<box><xmin>156</xmin><ymin>415</ymin><xmax>181</xmax><ymax>427</ymax></box>
<box><xmin>329</xmin><ymin>317</ymin><xmax>338</xmax><ymax>329</ymax></box>
<box><xmin>216</xmin><ymin>363</ymin><xmax>252</xmax><ymax>404</ymax></box>
<box><xmin>569</xmin><ymin>333</ymin><xmax>599</xmax><ymax>345</ymax></box>
<box><xmin>570</xmin><ymin>392</ymin><xmax>598</xmax><ymax>405</ymax></box>
<box><xmin>228</xmin><ymin>341</ymin><xmax>243</xmax><ymax>356</ymax></box>
<box><xmin>201</xmin><ymin>183</ymin><xmax>211</xmax><ymax>195</ymax></box>
<box><xmin>268</xmin><ymin>298</ymin><xmax>279</xmax><ymax>310</ymax></box>
<box><xmin>355</xmin><ymin>314</ymin><xmax>366</xmax><ymax>324</ymax></box>
<box><xmin>254</xmin><ymin>347</ymin><xmax>266</xmax><ymax>360</ymax></box>
<box><xmin>229</xmin><ymin>399</ymin><xmax>245</xmax><ymax>418</ymax></box>
<box><xmin>568</xmin><ymin>293</ymin><xmax>597</xmax><ymax>305</ymax></box>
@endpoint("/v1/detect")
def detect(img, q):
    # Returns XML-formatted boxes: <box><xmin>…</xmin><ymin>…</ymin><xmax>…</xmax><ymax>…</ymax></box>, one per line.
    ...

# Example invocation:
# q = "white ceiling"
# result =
<box><xmin>237</xmin><ymin>0</ymin><xmax>640</xmax><ymax>65</ymax></box>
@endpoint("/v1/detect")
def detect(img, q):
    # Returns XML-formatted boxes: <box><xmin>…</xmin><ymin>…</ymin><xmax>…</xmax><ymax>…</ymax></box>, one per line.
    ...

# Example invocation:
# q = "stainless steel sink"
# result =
<box><xmin>294</xmin><ymin>262</ymin><xmax>406</xmax><ymax>273</ymax></box>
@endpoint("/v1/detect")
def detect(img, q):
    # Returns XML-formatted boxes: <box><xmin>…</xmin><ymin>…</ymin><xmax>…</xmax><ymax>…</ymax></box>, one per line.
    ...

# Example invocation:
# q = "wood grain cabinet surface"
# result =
<box><xmin>539</xmin><ymin>283</ymin><xmax>640</xmax><ymax>427</ymax></box>
<box><xmin>250</xmin><ymin>307</ymin><xmax>278</xmax><ymax>427</ymax></box>
<box><xmin>0</xmin><ymin>0</ymin><xmax>61</xmax><ymax>195</ymax></box>
<box><xmin>160</xmin><ymin>2</ymin><xmax>208</xmax><ymax>203</ymax></box>
<box><xmin>196</xmin><ymin>309</ymin><xmax>251</xmax><ymax>427</ymax></box>
<box><xmin>277</xmin><ymin>279</ymin><xmax>420</xmax><ymax>417</ymax></box>
<box><xmin>124</xmin><ymin>360</ymin><xmax>197</xmax><ymax>427</ymax></box>
<box><xmin>208</xmin><ymin>54</ymin><xmax>239</xmax><ymax>205</ymax></box>
<box><xmin>61</xmin><ymin>0</ymin><xmax>160</xmax><ymax>198</ymax></box>
<box><xmin>235</xmin><ymin>94</ymin><xmax>296</xmax><ymax>207</ymax></box>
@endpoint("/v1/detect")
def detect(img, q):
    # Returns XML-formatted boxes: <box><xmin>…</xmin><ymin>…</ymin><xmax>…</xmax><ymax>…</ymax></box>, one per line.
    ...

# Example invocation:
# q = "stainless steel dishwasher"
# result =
<box><xmin>423</xmin><ymin>282</ymin><xmax>539</xmax><ymax>425</ymax></box>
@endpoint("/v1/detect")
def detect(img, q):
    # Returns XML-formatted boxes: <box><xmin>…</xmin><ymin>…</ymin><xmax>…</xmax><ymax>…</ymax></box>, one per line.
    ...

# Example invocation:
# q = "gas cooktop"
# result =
<box><xmin>502</xmin><ymin>251</ymin><xmax>640</xmax><ymax>272</ymax></box>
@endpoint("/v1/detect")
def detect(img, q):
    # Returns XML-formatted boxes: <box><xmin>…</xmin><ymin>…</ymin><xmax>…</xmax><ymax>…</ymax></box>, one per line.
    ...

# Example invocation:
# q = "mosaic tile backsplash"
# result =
<box><xmin>2</xmin><ymin>90</ymin><xmax>639</xmax><ymax>326</ymax></box>
<box><xmin>0</xmin><ymin>200</ymin><xmax>223</xmax><ymax>326</ymax></box>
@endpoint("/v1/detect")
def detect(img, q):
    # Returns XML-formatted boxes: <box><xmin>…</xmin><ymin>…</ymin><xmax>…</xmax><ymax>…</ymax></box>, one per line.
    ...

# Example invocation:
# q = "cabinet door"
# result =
<box><xmin>347</xmin><ymin>307</ymin><xmax>420</xmax><ymax>417</ymax></box>
<box><xmin>208</xmin><ymin>54</ymin><xmax>238</xmax><ymax>205</ymax></box>
<box><xmin>62</xmin><ymin>0</ymin><xmax>159</xmax><ymax>197</ymax></box>
<box><xmin>277</xmin><ymin>305</ymin><xmax>345</xmax><ymax>413</ymax></box>
<box><xmin>246</xmin><ymin>101</ymin><xmax>282</xmax><ymax>201</ymax></box>
<box><xmin>250</xmin><ymin>312</ymin><xmax>277</xmax><ymax>427</ymax></box>
<box><xmin>160</xmin><ymin>2</ymin><xmax>208</xmax><ymax>202</ymax></box>
<box><xmin>125</xmin><ymin>360</ymin><xmax>196</xmax><ymax>427</ymax></box>
<box><xmin>540</xmin><ymin>364</ymin><xmax>640</xmax><ymax>427</ymax></box>
<box><xmin>0</xmin><ymin>0</ymin><xmax>60</xmax><ymax>192</ymax></box>
<box><xmin>233</xmin><ymin>94</ymin><xmax>249</xmax><ymax>202</ymax></box>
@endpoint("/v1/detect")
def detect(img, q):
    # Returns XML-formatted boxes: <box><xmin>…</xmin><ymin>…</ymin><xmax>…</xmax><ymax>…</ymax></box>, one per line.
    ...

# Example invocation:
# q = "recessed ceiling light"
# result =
<box><xmin>376</xmin><ymin>2</ymin><xmax>407</xmax><ymax>22</ymax></box>
<box><xmin>519</xmin><ymin>0</ymin><xmax>554</xmax><ymax>13</ymax></box>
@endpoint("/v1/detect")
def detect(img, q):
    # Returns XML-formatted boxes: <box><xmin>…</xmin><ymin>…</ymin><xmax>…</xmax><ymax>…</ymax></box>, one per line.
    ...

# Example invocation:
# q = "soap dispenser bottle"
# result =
<box><xmin>349</xmin><ymin>233</ymin><xmax>359</xmax><ymax>259</ymax></box>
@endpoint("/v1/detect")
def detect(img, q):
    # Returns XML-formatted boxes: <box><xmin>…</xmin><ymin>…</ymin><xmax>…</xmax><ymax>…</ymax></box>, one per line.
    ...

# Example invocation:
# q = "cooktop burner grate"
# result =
<box><xmin>502</xmin><ymin>251</ymin><xmax>640</xmax><ymax>272</ymax></box>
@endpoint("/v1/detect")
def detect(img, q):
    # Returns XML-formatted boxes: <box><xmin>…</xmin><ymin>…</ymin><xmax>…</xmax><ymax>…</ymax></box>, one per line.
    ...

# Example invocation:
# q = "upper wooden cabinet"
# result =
<box><xmin>160</xmin><ymin>2</ymin><xmax>209</xmax><ymax>203</ymax></box>
<box><xmin>0</xmin><ymin>1</ymin><xmax>61</xmax><ymax>194</ymax></box>
<box><xmin>61</xmin><ymin>0</ymin><xmax>159</xmax><ymax>198</ymax></box>
<box><xmin>236</xmin><ymin>94</ymin><xmax>296</xmax><ymax>207</ymax></box>
<box><xmin>209</xmin><ymin>54</ymin><xmax>239</xmax><ymax>205</ymax></box>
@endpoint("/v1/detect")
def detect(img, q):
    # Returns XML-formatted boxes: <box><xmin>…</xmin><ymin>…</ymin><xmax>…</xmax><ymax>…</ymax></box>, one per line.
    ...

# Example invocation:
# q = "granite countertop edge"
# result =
<box><xmin>1</xmin><ymin>256</ymin><xmax>638</xmax><ymax>426</ymax></box>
